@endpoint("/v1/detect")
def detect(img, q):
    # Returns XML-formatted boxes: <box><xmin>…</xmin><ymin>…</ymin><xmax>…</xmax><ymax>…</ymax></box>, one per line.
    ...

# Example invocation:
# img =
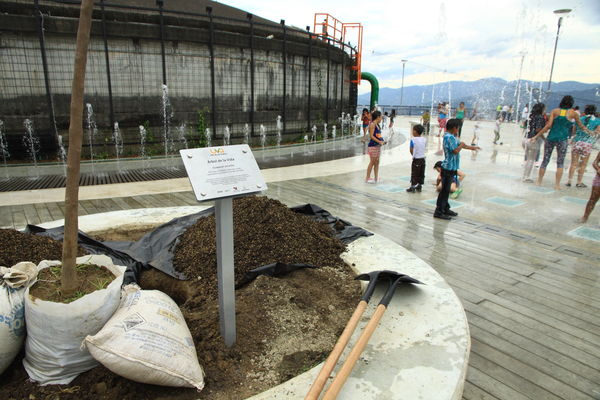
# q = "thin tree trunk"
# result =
<box><xmin>62</xmin><ymin>0</ymin><xmax>94</xmax><ymax>295</ymax></box>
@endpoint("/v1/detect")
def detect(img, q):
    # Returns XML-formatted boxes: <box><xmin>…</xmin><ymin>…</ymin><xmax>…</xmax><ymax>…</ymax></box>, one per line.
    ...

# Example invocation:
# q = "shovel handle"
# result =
<box><xmin>322</xmin><ymin>304</ymin><xmax>387</xmax><ymax>400</ymax></box>
<box><xmin>305</xmin><ymin>300</ymin><xmax>368</xmax><ymax>400</ymax></box>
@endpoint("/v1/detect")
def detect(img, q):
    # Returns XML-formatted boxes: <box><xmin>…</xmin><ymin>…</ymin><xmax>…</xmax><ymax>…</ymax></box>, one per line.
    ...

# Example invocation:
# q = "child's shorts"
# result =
<box><xmin>438</xmin><ymin>118</ymin><xmax>448</xmax><ymax>129</ymax></box>
<box><xmin>572</xmin><ymin>141</ymin><xmax>593</xmax><ymax>157</ymax></box>
<box><xmin>367</xmin><ymin>146</ymin><xmax>381</xmax><ymax>157</ymax></box>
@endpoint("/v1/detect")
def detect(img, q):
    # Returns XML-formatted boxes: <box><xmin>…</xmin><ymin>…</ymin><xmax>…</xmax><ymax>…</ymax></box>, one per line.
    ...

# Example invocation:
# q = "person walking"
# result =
<box><xmin>566</xmin><ymin>105</ymin><xmax>600</xmax><ymax>187</ymax></box>
<box><xmin>532</xmin><ymin>95</ymin><xmax>593</xmax><ymax>190</ymax></box>
<box><xmin>493</xmin><ymin>118</ymin><xmax>502</xmax><ymax>145</ymax></box>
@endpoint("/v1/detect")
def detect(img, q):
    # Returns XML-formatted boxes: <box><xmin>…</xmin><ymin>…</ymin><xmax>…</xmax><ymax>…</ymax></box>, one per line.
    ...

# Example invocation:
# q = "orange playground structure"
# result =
<box><xmin>313</xmin><ymin>13</ymin><xmax>363</xmax><ymax>84</ymax></box>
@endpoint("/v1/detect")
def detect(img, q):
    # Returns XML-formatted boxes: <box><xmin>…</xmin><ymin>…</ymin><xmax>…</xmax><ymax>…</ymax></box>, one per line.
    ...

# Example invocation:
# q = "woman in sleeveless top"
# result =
<box><xmin>365</xmin><ymin>111</ymin><xmax>385</xmax><ymax>183</ymax></box>
<box><xmin>532</xmin><ymin>95</ymin><xmax>593</xmax><ymax>190</ymax></box>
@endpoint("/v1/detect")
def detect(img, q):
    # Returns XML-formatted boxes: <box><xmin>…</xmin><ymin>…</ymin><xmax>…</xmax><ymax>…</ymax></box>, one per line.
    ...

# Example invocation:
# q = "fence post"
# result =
<box><xmin>340</xmin><ymin>44</ymin><xmax>344</xmax><ymax>122</ymax></box>
<box><xmin>247</xmin><ymin>13</ymin><xmax>255</xmax><ymax>138</ymax></box>
<box><xmin>34</xmin><ymin>0</ymin><xmax>58</xmax><ymax>142</ymax></box>
<box><xmin>306</xmin><ymin>26</ymin><xmax>312</xmax><ymax>132</ymax></box>
<box><xmin>281</xmin><ymin>20</ymin><xmax>287</xmax><ymax>134</ymax></box>
<box><xmin>156</xmin><ymin>0</ymin><xmax>167</xmax><ymax>85</ymax></box>
<box><xmin>325</xmin><ymin>38</ymin><xmax>330</xmax><ymax>125</ymax></box>
<box><xmin>207</xmin><ymin>6</ymin><xmax>217</xmax><ymax>140</ymax></box>
<box><xmin>349</xmin><ymin>46</ymin><xmax>354</xmax><ymax>114</ymax></box>
<box><xmin>100</xmin><ymin>0</ymin><xmax>115</xmax><ymax>127</ymax></box>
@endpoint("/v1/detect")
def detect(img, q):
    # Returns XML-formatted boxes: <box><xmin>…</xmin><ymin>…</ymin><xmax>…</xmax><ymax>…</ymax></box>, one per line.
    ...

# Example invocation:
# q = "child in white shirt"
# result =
<box><xmin>494</xmin><ymin>119</ymin><xmax>503</xmax><ymax>145</ymax></box>
<box><xmin>407</xmin><ymin>124</ymin><xmax>427</xmax><ymax>192</ymax></box>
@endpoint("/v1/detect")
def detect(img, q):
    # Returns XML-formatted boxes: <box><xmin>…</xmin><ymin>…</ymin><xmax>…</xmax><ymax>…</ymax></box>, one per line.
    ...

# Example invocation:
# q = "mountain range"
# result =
<box><xmin>358</xmin><ymin>78</ymin><xmax>600</xmax><ymax>112</ymax></box>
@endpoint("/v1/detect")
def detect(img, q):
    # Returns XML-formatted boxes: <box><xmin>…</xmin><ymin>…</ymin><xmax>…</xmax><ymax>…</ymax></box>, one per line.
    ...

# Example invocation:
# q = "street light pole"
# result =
<box><xmin>400</xmin><ymin>59</ymin><xmax>407</xmax><ymax>110</ymax></box>
<box><xmin>547</xmin><ymin>8</ymin><xmax>571</xmax><ymax>92</ymax></box>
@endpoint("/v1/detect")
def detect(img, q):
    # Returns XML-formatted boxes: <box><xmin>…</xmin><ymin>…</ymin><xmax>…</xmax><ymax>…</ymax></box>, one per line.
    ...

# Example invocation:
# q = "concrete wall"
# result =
<box><xmin>0</xmin><ymin>1</ymin><xmax>356</xmax><ymax>161</ymax></box>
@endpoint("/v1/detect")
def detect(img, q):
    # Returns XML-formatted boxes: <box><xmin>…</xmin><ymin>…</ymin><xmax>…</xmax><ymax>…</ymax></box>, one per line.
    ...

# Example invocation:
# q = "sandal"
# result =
<box><xmin>565</xmin><ymin>182</ymin><xmax>571</xmax><ymax>187</ymax></box>
<box><xmin>576</xmin><ymin>183</ymin><xmax>587</xmax><ymax>188</ymax></box>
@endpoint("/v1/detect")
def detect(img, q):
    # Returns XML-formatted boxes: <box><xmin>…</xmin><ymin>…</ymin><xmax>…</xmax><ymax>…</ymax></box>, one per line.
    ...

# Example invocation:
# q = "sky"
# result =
<box><xmin>222</xmin><ymin>0</ymin><xmax>600</xmax><ymax>94</ymax></box>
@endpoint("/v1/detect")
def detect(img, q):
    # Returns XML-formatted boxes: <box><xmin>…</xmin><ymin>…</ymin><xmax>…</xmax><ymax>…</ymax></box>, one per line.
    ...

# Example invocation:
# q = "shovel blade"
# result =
<box><xmin>355</xmin><ymin>270</ymin><xmax>410</xmax><ymax>303</ymax></box>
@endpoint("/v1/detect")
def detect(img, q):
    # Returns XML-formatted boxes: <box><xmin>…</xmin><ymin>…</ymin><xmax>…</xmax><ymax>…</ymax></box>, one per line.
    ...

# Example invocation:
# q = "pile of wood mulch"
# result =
<box><xmin>0</xmin><ymin>196</ymin><xmax>362</xmax><ymax>400</ymax></box>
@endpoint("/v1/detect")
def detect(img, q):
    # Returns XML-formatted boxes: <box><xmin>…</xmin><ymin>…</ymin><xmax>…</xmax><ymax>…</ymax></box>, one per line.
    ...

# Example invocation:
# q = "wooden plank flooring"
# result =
<box><xmin>0</xmin><ymin>176</ymin><xmax>599</xmax><ymax>400</ymax></box>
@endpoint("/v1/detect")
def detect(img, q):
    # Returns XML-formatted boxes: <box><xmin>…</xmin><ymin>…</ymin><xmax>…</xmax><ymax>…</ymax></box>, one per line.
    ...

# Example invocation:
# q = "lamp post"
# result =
<box><xmin>547</xmin><ymin>8</ymin><xmax>571</xmax><ymax>92</ymax></box>
<box><xmin>400</xmin><ymin>59</ymin><xmax>407</xmax><ymax>109</ymax></box>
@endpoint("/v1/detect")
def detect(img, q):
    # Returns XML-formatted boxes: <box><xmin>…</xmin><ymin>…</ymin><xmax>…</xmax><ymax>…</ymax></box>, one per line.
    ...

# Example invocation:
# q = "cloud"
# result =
<box><xmin>225</xmin><ymin>0</ymin><xmax>600</xmax><ymax>86</ymax></box>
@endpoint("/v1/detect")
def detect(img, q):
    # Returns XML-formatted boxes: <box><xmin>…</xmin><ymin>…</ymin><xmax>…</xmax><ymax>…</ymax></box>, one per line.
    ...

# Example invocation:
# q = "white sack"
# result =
<box><xmin>0</xmin><ymin>262</ymin><xmax>38</xmax><ymax>374</ymax></box>
<box><xmin>23</xmin><ymin>255</ymin><xmax>125</xmax><ymax>385</ymax></box>
<box><xmin>85</xmin><ymin>284</ymin><xmax>204</xmax><ymax>390</ymax></box>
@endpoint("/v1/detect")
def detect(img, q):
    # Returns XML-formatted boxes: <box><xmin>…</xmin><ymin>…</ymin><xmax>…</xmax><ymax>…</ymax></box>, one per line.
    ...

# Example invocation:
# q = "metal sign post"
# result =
<box><xmin>180</xmin><ymin>144</ymin><xmax>266</xmax><ymax>347</ymax></box>
<box><xmin>215</xmin><ymin>196</ymin><xmax>235</xmax><ymax>346</ymax></box>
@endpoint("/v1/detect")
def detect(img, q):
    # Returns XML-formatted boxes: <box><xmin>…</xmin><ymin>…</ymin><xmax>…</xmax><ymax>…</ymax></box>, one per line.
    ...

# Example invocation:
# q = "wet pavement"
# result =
<box><xmin>0</xmin><ymin>116</ymin><xmax>599</xmax><ymax>399</ymax></box>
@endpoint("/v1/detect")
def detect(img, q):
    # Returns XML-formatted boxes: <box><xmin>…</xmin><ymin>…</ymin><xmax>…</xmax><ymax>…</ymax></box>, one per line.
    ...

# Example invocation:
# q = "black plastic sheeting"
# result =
<box><xmin>25</xmin><ymin>204</ymin><xmax>372</xmax><ymax>285</ymax></box>
<box><xmin>236</xmin><ymin>263</ymin><xmax>318</xmax><ymax>289</ymax></box>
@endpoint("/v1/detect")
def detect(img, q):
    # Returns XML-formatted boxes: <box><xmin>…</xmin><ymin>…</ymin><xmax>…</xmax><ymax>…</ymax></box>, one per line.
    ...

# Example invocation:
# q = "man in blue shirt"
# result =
<box><xmin>435</xmin><ymin>119</ymin><xmax>480</xmax><ymax>220</ymax></box>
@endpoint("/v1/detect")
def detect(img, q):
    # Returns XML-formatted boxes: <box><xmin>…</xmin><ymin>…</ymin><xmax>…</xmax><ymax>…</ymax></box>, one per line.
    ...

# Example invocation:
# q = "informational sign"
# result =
<box><xmin>180</xmin><ymin>144</ymin><xmax>267</xmax><ymax>347</ymax></box>
<box><xmin>180</xmin><ymin>145</ymin><xmax>267</xmax><ymax>201</ymax></box>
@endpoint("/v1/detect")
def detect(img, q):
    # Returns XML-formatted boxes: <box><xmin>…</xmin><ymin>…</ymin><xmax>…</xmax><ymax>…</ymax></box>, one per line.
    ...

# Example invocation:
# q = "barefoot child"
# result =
<box><xmin>434</xmin><ymin>161</ymin><xmax>465</xmax><ymax>198</ymax></box>
<box><xmin>470</xmin><ymin>123</ymin><xmax>481</xmax><ymax>146</ymax></box>
<box><xmin>406</xmin><ymin>124</ymin><xmax>427</xmax><ymax>192</ymax></box>
<box><xmin>493</xmin><ymin>118</ymin><xmax>502</xmax><ymax>145</ymax></box>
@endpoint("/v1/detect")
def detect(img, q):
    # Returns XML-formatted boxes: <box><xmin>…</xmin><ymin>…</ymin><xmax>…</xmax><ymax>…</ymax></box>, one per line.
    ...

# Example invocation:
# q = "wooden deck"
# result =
<box><xmin>2</xmin><ymin>176</ymin><xmax>599</xmax><ymax>400</ymax></box>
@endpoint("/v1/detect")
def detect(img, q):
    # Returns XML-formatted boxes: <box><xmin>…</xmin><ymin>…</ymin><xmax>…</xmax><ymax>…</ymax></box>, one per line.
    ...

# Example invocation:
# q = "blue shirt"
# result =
<box><xmin>442</xmin><ymin>132</ymin><xmax>460</xmax><ymax>171</ymax></box>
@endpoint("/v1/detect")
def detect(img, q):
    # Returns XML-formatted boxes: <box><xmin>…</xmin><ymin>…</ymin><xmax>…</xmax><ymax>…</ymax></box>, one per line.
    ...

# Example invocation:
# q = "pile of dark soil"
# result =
<box><xmin>173</xmin><ymin>195</ymin><xmax>349</xmax><ymax>297</ymax></box>
<box><xmin>0</xmin><ymin>228</ymin><xmax>86</xmax><ymax>267</ymax></box>
<box><xmin>0</xmin><ymin>196</ymin><xmax>362</xmax><ymax>400</ymax></box>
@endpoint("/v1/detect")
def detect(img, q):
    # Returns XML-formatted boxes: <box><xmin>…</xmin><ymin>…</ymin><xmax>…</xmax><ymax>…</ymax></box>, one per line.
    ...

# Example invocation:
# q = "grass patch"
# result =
<box><xmin>29</xmin><ymin>262</ymin><xmax>116</xmax><ymax>303</ymax></box>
